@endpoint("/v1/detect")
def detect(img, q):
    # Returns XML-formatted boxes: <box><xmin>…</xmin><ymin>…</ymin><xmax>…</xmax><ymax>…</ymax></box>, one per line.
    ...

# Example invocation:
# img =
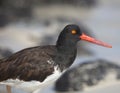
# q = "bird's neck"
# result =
<box><xmin>56</xmin><ymin>38</ymin><xmax>77</xmax><ymax>53</ymax></box>
<box><xmin>55</xmin><ymin>41</ymin><xmax>77</xmax><ymax>70</ymax></box>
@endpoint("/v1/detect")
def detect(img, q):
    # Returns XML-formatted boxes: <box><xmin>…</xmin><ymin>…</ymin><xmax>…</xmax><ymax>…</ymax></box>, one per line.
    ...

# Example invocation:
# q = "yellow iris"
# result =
<box><xmin>71</xmin><ymin>30</ymin><xmax>77</xmax><ymax>34</ymax></box>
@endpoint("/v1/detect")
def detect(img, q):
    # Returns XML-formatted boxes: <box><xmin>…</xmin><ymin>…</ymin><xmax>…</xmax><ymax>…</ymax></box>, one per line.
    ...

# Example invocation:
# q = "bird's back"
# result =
<box><xmin>0</xmin><ymin>45</ymin><xmax>57</xmax><ymax>82</ymax></box>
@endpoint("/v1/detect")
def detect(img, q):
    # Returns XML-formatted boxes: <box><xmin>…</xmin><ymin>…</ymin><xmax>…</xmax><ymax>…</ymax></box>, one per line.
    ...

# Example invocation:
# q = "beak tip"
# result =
<box><xmin>109</xmin><ymin>46</ymin><xmax>112</xmax><ymax>48</ymax></box>
<box><xmin>105</xmin><ymin>45</ymin><xmax>112</xmax><ymax>48</ymax></box>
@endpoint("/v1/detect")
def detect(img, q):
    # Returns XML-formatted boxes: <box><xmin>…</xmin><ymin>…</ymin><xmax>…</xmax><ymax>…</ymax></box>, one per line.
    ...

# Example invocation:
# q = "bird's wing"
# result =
<box><xmin>0</xmin><ymin>46</ymin><xmax>56</xmax><ymax>82</ymax></box>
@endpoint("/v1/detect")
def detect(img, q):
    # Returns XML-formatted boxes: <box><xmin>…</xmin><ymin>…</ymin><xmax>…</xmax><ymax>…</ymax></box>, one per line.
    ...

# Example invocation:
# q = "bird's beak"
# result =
<box><xmin>80</xmin><ymin>33</ymin><xmax>112</xmax><ymax>48</ymax></box>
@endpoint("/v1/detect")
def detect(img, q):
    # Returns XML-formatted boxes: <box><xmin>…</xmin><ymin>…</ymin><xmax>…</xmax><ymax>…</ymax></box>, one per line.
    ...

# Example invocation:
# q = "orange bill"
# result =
<box><xmin>80</xmin><ymin>33</ymin><xmax>112</xmax><ymax>48</ymax></box>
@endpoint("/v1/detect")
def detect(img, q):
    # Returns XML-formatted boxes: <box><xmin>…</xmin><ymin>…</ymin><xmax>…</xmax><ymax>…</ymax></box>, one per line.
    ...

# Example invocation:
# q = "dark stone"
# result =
<box><xmin>0</xmin><ymin>0</ymin><xmax>33</xmax><ymax>27</ymax></box>
<box><xmin>55</xmin><ymin>59</ymin><xmax>120</xmax><ymax>91</ymax></box>
<box><xmin>0</xmin><ymin>0</ymin><xmax>97</xmax><ymax>27</ymax></box>
<box><xmin>37</xmin><ymin>0</ymin><xmax>97</xmax><ymax>7</ymax></box>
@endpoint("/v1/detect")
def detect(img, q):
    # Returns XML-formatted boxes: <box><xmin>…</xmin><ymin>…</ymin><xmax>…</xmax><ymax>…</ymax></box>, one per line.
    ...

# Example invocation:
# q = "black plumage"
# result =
<box><xmin>0</xmin><ymin>24</ymin><xmax>81</xmax><ymax>82</ymax></box>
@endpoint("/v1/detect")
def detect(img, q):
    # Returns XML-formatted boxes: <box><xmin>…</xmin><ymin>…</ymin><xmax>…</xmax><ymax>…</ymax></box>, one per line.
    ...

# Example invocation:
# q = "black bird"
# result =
<box><xmin>0</xmin><ymin>24</ymin><xmax>112</xmax><ymax>93</ymax></box>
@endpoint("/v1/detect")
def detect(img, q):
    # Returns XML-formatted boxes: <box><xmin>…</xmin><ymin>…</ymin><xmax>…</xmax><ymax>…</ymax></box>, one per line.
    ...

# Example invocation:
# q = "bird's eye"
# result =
<box><xmin>71</xmin><ymin>30</ymin><xmax>77</xmax><ymax>35</ymax></box>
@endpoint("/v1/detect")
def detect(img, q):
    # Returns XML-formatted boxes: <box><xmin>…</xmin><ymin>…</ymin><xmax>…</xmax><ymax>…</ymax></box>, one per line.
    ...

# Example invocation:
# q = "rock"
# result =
<box><xmin>0</xmin><ymin>0</ymin><xmax>97</xmax><ymax>27</ymax></box>
<box><xmin>36</xmin><ymin>0</ymin><xmax>97</xmax><ymax>7</ymax></box>
<box><xmin>0</xmin><ymin>0</ymin><xmax>33</xmax><ymax>27</ymax></box>
<box><xmin>55</xmin><ymin>59</ymin><xmax>120</xmax><ymax>91</ymax></box>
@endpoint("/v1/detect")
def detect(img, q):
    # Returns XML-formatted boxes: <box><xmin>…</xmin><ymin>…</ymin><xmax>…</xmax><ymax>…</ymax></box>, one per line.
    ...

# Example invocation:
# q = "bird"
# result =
<box><xmin>0</xmin><ymin>24</ymin><xmax>112</xmax><ymax>93</ymax></box>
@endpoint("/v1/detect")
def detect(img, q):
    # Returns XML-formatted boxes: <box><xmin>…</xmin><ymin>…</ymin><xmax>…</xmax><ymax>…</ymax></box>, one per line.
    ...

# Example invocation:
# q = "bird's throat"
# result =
<box><xmin>57</xmin><ymin>45</ymin><xmax>77</xmax><ymax>54</ymax></box>
<box><xmin>55</xmin><ymin>44</ymin><xmax>77</xmax><ymax>70</ymax></box>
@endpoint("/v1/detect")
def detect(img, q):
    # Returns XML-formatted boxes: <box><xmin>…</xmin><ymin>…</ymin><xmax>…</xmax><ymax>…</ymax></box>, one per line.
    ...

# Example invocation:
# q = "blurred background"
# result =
<box><xmin>0</xmin><ymin>0</ymin><xmax>120</xmax><ymax>93</ymax></box>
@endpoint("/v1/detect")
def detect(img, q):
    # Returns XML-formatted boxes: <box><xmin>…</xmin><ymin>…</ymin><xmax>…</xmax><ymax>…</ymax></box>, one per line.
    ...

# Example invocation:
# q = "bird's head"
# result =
<box><xmin>57</xmin><ymin>24</ymin><xmax>112</xmax><ymax>48</ymax></box>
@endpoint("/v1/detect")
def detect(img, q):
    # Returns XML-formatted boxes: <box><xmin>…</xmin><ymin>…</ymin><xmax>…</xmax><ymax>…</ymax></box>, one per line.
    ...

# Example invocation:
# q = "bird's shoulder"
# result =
<box><xmin>5</xmin><ymin>45</ymin><xmax>57</xmax><ymax>63</ymax></box>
